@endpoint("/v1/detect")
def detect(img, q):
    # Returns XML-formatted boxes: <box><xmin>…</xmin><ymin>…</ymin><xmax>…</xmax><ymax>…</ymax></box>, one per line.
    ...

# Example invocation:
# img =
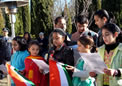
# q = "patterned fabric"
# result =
<box><xmin>97</xmin><ymin>43</ymin><xmax>122</xmax><ymax>86</ymax></box>
<box><xmin>103</xmin><ymin>50</ymin><xmax>114</xmax><ymax>85</ymax></box>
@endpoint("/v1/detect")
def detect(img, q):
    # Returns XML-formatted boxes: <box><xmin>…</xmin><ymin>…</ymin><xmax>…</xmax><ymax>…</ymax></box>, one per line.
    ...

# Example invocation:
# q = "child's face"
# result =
<box><xmin>52</xmin><ymin>32</ymin><xmax>65</xmax><ymax>48</ymax></box>
<box><xmin>28</xmin><ymin>44</ymin><xmax>40</xmax><ymax>56</ymax></box>
<box><xmin>77</xmin><ymin>41</ymin><xmax>86</xmax><ymax>53</ymax></box>
<box><xmin>94</xmin><ymin>15</ymin><xmax>105</xmax><ymax>28</ymax></box>
<box><xmin>24</xmin><ymin>34</ymin><xmax>29</xmax><ymax>40</ymax></box>
<box><xmin>102</xmin><ymin>28</ymin><xmax>116</xmax><ymax>45</ymax></box>
<box><xmin>77</xmin><ymin>23</ymin><xmax>88</xmax><ymax>33</ymax></box>
<box><xmin>12</xmin><ymin>40</ymin><xmax>20</xmax><ymax>51</ymax></box>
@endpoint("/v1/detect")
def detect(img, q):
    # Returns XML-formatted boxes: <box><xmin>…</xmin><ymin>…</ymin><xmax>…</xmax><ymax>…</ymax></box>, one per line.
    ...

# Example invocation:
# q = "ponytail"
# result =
<box><xmin>94</xmin><ymin>9</ymin><xmax>115</xmax><ymax>23</ymax></box>
<box><xmin>117</xmin><ymin>31</ymin><xmax>122</xmax><ymax>43</ymax></box>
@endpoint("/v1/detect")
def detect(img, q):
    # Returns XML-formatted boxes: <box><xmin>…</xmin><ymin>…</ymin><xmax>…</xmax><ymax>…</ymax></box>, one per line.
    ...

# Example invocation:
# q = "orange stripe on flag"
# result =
<box><xmin>6</xmin><ymin>63</ymin><xmax>27</xmax><ymax>86</ymax></box>
<box><xmin>49</xmin><ymin>60</ymin><xmax>61</xmax><ymax>86</ymax></box>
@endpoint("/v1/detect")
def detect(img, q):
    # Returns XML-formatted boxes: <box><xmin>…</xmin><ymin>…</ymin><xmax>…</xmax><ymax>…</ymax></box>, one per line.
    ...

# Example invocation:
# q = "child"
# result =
<box><xmin>90</xmin><ymin>23</ymin><xmax>122</xmax><ymax>86</ymax></box>
<box><xmin>66</xmin><ymin>36</ymin><xmax>95</xmax><ymax>86</ymax></box>
<box><xmin>11</xmin><ymin>36</ymin><xmax>29</xmax><ymax>86</ymax></box>
<box><xmin>23</xmin><ymin>41</ymin><xmax>48</xmax><ymax>86</ymax></box>
<box><xmin>48</xmin><ymin>28</ymin><xmax>74</xmax><ymax>78</ymax></box>
<box><xmin>94</xmin><ymin>9</ymin><xmax>115</xmax><ymax>47</ymax></box>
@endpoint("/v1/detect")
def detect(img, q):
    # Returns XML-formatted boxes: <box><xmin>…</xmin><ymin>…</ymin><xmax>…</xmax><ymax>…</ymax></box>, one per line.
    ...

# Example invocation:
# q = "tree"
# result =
<box><xmin>102</xmin><ymin>0</ymin><xmax>122</xmax><ymax>28</ymax></box>
<box><xmin>15</xmin><ymin>5</ymin><xmax>30</xmax><ymax>36</ymax></box>
<box><xmin>63</xmin><ymin>0</ymin><xmax>72</xmax><ymax>34</ymax></box>
<box><xmin>97</xmin><ymin>0</ymin><xmax>101</xmax><ymax>10</ymax></box>
<box><xmin>31</xmin><ymin>0</ymin><xmax>53</xmax><ymax>37</ymax></box>
<box><xmin>0</xmin><ymin>9</ymin><xmax>5</xmax><ymax>34</ymax></box>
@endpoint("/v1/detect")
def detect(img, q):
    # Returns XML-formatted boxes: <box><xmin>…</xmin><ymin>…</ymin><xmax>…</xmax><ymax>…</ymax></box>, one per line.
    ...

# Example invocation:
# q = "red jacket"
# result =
<box><xmin>24</xmin><ymin>56</ymin><xmax>48</xmax><ymax>86</ymax></box>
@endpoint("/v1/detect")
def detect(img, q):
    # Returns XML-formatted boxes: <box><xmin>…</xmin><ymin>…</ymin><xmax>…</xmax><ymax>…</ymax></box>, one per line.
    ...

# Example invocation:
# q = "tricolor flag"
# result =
<box><xmin>49</xmin><ymin>60</ymin><xmax>73</xmax><ymax>86</ymax></box>
<box><xmin>6</xmin><ymin>63</ymin><xmax>35</xmax><ymax>86</ymax></box>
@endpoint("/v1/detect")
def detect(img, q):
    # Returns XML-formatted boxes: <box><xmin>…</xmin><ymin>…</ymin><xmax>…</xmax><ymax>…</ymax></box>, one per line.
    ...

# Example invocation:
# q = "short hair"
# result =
<box><xmin>28</xmin><ymin>40</ymin><xmax>40</xmax><ymax>49</ymax></box>
<box><xmin>54</xmin><ymin>16</ymin><xmax>65</xmax><ymax>24</ymax></box>
<box><xmin>76</xmin><ymin>15</ymin><xmax>88</xmax><ymax>24</ymax></box>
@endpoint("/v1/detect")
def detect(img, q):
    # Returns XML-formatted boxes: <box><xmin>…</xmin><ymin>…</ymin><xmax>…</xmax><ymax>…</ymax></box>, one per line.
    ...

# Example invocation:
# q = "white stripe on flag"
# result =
<box><xmin>10</xmin><ymin>66</ymin><xmax>31</xmax><ymax>86</ymax></box>
<box><xmin>56</xmin><ymin>63</ymin><xmax>69</xmax><ymax>86</ymax></box>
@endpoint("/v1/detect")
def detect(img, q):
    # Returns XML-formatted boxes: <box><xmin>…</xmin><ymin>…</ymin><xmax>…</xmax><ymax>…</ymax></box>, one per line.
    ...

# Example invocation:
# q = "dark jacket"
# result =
<box><xmin>96</xmin><ymin>30</ymin><xmax>104</xmax><ymax>47</ymax></box>
<box><xmin>0</xmin><ymin>36</ymin><xmax>12</xmax><ymax>64</ymax></box>
<box><xmin>48</xmin><ymin>44</ymin><xmax>74</xmax><ymax>66</ymax></box>
<box><xmin>48</xmin><ymin>44</ymin><xmax>74</xmax><ymax>79</ymax></box>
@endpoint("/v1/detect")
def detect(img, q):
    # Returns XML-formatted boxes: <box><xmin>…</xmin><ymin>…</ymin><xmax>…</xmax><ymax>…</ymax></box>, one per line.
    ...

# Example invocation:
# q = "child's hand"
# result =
<box><xmin>39</xmin><ymin>69</ymin><xmax>44</xmax><ymax>73</ymax></box>
<box><xmin>66</xmin><ymin>65</ymin><xmax>74</xmax><ymax>72</ymax></box>
<box><xmin>89</xmin><ymin>72</ymin><xmax>97</xmax><ymax>77</ymax></box>
<box><xmin>49</xmin><ymin>56</ymin><xmax>54</xmax><ymax>60</ymax></box>
<box><xmin>103</xmin><ymin>68</ymin><xmax>116</xmax><ymax>76</ymax></box>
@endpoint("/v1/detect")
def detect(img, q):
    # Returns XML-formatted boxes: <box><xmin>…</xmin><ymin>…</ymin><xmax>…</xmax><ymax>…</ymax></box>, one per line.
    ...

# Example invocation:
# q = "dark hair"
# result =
<box><xmin>102</xmin><ymin>23</ymin><xmax>122</xmax><ymax>42</ymax></box>
<box><xmin>23</xmin><ymin>32</ymin><xmax>31</xmax><ymax>43</ymax></box>
<box><xmin>54</xmin><ymin>16</ymin><xmax>65</xmax><ymax>24</ymax></box>
<box><xmin>13</xmin><ymin>36</ymin><xmax>27</xmax><ymax>51</ymax></box>
<box><xmin>78</xmin><ymin>36</ymin><xmax>94</xmax><ymax>49</ymax></box>
<box><xmin>52</xmin><ymin>28</ymin><xmax>66</xmax><ymax>36</ymax></box>
<box><xmin>52</xmin><ymin>28</ymin><xmax>69</xmax><ymax>45</ymax></box>
<box><xmin>94</xmin><ymin>9</ymin><xmax>115</xmax><ymax>23</ymax></box>
<box><xmin>28</xmin><ymin>40</ymin><xmax>40</xmax><ymax>49</ymax></box>
<box><xmin>76</xmin><ymin>15</ymin><xmax>88</xmax><ymax>24</ymax></box>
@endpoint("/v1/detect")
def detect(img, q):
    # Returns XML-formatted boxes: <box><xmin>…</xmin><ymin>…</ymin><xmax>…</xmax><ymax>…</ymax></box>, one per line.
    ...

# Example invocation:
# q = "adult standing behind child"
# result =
<box><xmin>11</xmin><ymin>36</ymin><xmax>29</xmax><ymax>86</ymax></box>
<box><xmin>90</xmin><ymin>23</ymin><xmax>122</xmax><ymax>86</ymax></box>
<box><xmin>71</xmin><ymin>15</ymin><xmax>97</xmax><ymax>42</ymax></box>
<box><xmin>37</xmin><ymin>32</ymin><xmax>48</xmax><ymax>57</ymax></box>
<box><xmin>66</xmin><ymin>36</ymin><xmax>95</xmax><ymax>86</ymax></box>
<box><xmin>22</xmin><ymin>41</ymin><xmax>48</xmax><ymax>86</ymax></box>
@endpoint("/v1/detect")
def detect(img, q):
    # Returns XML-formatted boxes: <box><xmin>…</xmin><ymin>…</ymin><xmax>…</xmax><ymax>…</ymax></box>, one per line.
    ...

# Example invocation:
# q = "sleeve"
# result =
<box><xmin>118</xmin><ymin>68</ymin><xmax>122</xmax><ymax>77</ymax></box>
<box><xmin>72</xmin><ymin>63</ymin><xmax>89</xmax><ymax>79</ymax></box>
<box><xmin>63</xmin><ymin>48</ymin><xmax>74</xmax><ymax>66</ymax></box>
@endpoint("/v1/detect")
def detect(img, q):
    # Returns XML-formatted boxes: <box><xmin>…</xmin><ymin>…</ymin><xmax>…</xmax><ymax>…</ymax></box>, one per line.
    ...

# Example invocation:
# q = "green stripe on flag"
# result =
<box><xmin>62</xmin><ymin>65</ymin><xmax>73</xmax><ymax>86</ymax></box>
<box><xmin>14</xmin><ymin>68</ymin><xmax>35</xmax><ymax>86</ymax></box>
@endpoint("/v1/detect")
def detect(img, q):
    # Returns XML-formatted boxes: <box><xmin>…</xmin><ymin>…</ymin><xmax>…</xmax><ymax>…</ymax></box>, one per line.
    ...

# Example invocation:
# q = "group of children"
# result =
<box><xmin>9</xmin><ymin>9</ymin><xmax>122</xmax><ymax>86</ymax></box>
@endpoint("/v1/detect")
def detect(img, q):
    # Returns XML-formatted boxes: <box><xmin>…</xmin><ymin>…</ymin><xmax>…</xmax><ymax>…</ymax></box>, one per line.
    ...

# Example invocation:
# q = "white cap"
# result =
<box><xmin>39</xmin><ymin>32</ymin><xmax>44</xmax><ymax>36</ymax></box>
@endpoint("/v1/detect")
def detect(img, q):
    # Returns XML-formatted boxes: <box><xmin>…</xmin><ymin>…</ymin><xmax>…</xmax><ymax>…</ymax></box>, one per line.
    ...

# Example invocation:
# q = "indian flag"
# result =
<box><xmin>6</xmin><ymin>63</ymin><xmax>35</xmax><ymax>86</ymax></box>
<box><xmin>49</xmin><ymin>60</ymin><xmax>73</xmax><ymax>86</ymax></box>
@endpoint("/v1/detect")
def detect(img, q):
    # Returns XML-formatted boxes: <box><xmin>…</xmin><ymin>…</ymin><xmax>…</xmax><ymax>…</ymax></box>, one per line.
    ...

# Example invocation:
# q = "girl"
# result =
<box><xmin>94</xmin><ymin>9</ymin><xmax>115</xmax><ymax>47</ymax></box>
<box><xmin>23</xmin><ymin>32</ymin><xmax>31</xmax><ymax>44</ymax></box>
<box><xmin>66</xmin><ymin>36</ymin><xmax>95</xmax><ymax>86</ymax></box>
<box><xmin>23</xmin><ymin>41</ymin><xmax>48</xmax><ymax>86</ymax></box>
<box><xmin>11</xmin><ymin>36</ymin><xmax>29</xmax><ymax>86</ymax></box>
<box><xmin>48</xmin><ymin>28</ymin><xmax>74</xmax><ymax>78</ymax></box>
<box><xmin>91</xmin><ymin>23</ymin><xmax>122</xmax><ymax>86</ymax></box>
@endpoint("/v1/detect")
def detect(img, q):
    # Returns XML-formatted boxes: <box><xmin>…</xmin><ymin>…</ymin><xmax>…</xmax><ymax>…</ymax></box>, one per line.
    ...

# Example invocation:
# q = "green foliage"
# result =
<box><xmin>102</xmin><ymin>0</ymin><xmax>122</xmax><ymax>27</ymax></box>
<box><xmin>65</xmin><ymin>7</ymin><xmax>72</xmax><ymax>34</ymax></box>
<box><xmin>31</xmin><ymin>0</ymin><xmax>53</xmax><ymax>38</ymax></box>
<box><xmin>0</xmin><ymin>9</ymin><xmax>5</xmax><ymax>34</ymax></box>
<box><xmin>97</xmin><ymin>0</ymin><xmax>101</xmax><ymax>10</ymax></box>
<box><xmin>15</xmin><ymin>5</ymin><xmax>30</xmax><ymax>36</ymax></box>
